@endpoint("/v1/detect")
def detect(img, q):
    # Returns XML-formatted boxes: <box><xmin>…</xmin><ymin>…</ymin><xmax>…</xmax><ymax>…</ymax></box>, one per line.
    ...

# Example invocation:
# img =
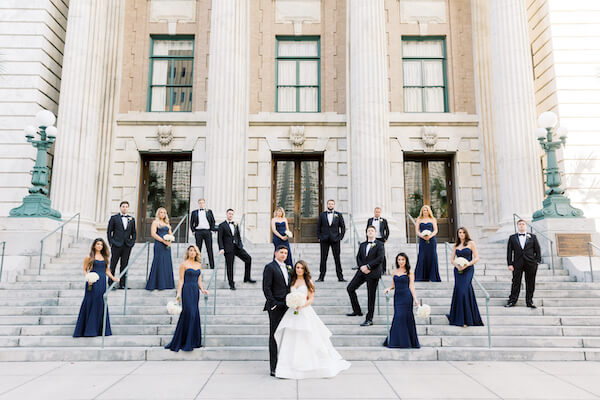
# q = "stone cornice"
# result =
<box><xmin>388</xmin><ymin>112</ymin><xmax>479</xmax><ymax>126</ymax></box>
<box><xmin>116</xmin><ymin>112</ymin><xmax>208</xmax><ymax>126</ymax></box>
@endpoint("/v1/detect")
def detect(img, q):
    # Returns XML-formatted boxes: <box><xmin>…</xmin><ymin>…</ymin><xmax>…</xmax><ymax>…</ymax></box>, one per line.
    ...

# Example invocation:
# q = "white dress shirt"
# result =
<box><xmin>196</xmin><ymin>209</ymin><xmax>210</xmax><ymax>230</ymax></box>
<box><xmin>277</xmin><ymin>260</ymin><xmax>288</xmax><ymax>285</ymax></box>
<box><xmin>121</xmin><ymin>214</ymin><xmax>128</xmax><ymax>230</ymax></box>
<box><xmin>518</xmin><ymin>233</ymin><xmax>527</xmax><ymax>249</ymax></box>
<box><xmin>228</xmin><ymin>221</ymin><xmax>235</xmax><ymax>236</ymax></box>
<box><xmin>327</xmin><ymin>211</ymin><xmax>334</xmax><ymax>225</ymax></box>
<box><xmin>365</xmin><ymin>241</ymin><xmax>374</xmax><ymax>257</ymax></box>
<box><xmin>372</xmin><ymin>218</ymin><xmax>382</xmax><ymax>238</ymax></box>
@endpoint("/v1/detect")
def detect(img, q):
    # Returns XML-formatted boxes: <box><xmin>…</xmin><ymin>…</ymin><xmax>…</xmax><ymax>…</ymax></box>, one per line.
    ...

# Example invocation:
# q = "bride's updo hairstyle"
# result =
<box><xmin>290</xmin><ymin>260</ymin><xmax>315</xmax><ymax>292</ymax></box>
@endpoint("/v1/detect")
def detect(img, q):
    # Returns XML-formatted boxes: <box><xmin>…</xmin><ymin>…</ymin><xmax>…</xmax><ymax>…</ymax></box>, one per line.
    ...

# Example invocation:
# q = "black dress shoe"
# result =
<box><xmin>360</xmin><ymin>320</ymin><xmax>373</xmax><ymax>327</ymax></box>
<box><xmin>346</xmin><ymin>312</ymin><xmax>363</xmax><ymax>317</ymax></box>
<box><xmin>315</xmin><ymin>278</ymin><xmax>324</xmax><ymax>282</ymax></box>
<box><xmin>244</xmin><ymin>279</ymin><xmax>256</xmax><ymax>283</ymax></box>
<box><xmin>504</xmin><ymin>302</ymin><xmax>516</xmax><ymax>308</ymax></box>
<box><xmin>338</xmin><ymin>278</ymin><xmax>347</xmax><ymax>282</ymax></box>
<box><xmin>526</xmin><ymin>303</ymin><xmax>537</xmax><ymax>309</ymax></box>
<box><xmin>270</xmin><ymin>371</ymin><xmax>275</xmax><ymax>377</ymax></box>
<box><xmin>229</xmin><ymin>285</ymin><xmax>236</xmax><ymax>290</ymax></box>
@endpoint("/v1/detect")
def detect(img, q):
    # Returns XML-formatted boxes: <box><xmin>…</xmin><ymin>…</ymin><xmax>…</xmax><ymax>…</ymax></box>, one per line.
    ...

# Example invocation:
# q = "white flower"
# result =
<box><xmin>416</xmin><ymin>304</ymin><xmax>431</xmax><ymax>318</ymax></box>
<box><xmin>163</xmin><ymin>234</ymin><xmax>175</xmax><ymax>242</ymax></box>
<box><xmin>167</xmin><ymin>299</ymin><xmax>182</xmax><ymax>315</ymax></box>
<box><xmin>526</xmin><ymin>234</ymin><xmax>531</xmax><ymax>239</ymax></box>
<box><xmin>285</xmin><ymin>230</ymin><xmax>293</xmax><ymax>238</ymax></box>
<box><xmin>85</xmin><ymin>272</ymin><xmax>99</xmax><ymax>284</ymax></box>
<box><xmin>286</xmin><ymin>292</ymin><xmax>306</xmax><ymax>315</ymax></box>
<box><xmin>455</xmin><ymin>257</ymin><xmax>469</xmax><ymax>267</ymax></box>
<box><xmin>421</xmin><ymin>229</ymin><xmax>432</xmax><ymax>236</ymax></box>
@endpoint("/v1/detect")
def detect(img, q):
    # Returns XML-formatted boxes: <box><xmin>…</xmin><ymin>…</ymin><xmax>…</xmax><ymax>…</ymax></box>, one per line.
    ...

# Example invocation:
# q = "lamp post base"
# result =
<box><xmin>532</xmin><ymin>194</ymin><xmax>584</xmax><ymax>222</ymax></box>
<box><xmin>9</xmin><ymin>194</ymin><xmax>62</xmax><ymax>221</ymax></box>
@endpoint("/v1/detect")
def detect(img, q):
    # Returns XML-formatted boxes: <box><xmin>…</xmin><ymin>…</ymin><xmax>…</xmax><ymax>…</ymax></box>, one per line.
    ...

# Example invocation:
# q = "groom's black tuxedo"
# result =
<box><xmin>347</xmin><ymin>240</ymin><xmax>385</xmax><ymax>322</ymax></box>
<box><xmin>107</xmin><ymin>213</ymin><xmax>136</xmax><ymax>288</ymax></box>
<box><xmin>263</xmin><ymin>260</ymin><xmax>291</xmax><ymax>374</ymax></box>
<box><xmin>507</xmin><ymin>232</ymin><xmax>541</xmax><ymax>305</ymax></box>
<box><xmin>316</xmin><ymin>210</ymin><xmax>346</xmax><ymax>280</ymax></box>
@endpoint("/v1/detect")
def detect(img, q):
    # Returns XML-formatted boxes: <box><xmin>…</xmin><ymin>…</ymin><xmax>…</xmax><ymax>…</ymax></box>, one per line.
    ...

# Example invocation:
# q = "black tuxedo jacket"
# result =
<box><xmin>507</xmin><ymin>233</ymin><xmax>541</xmax><ymax>267</ymax></box>
<box><xmin>262</xmin><ymin>260</ymin><xmax>291</xmax><ymax>311</ymax></box>
<box><xmin>367</xmin><ymin>217</ymin><xmax>390</xmax><ymax>242</ymax></box>
<box><xmin>107</xmin><ymin>214</ymin><xmax>137</xmax><ymax>248</ymax></box>
<box><xmin>218</xmin><ymin>221</ymin><xmax>243</xmax><ymax>253</ymax></box>
<box><xmin>190</xmin><ymin>209</ymin><xmax>216</xmax><ymax>232</ymax></box>
<box><xmin>316</xmin><ymin>211</ymin><xmax>346</xmax><ymax>242</ymax></box>
<box><xmin>356</xmin><ymin>239</ymin><xmax>385</xmax><ymax>280</ymax></box>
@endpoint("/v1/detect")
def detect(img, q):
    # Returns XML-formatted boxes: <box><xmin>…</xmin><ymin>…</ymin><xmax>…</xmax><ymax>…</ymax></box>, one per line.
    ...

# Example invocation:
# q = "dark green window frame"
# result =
<box><xmin>402</xmin><ymin>36</ymin><xmax>448</xmax><ymax>113</ymax></box>
<box><xmin>275</xmin><ymin>36</ymin><xmax>321</xmax><ymax>113</ymax></box>
<box><xmin>147</xmin><ymin>35</ymin><xmax>195</xmax><ymax>112</ymax></box>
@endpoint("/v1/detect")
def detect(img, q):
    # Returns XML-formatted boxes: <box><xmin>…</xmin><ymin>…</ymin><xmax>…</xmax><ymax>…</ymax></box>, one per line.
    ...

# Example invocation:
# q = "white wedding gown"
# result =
<box><xmin>274</xmin><ymin>285</ymin><xmax>351</xmax><ymax>379</ymax></box>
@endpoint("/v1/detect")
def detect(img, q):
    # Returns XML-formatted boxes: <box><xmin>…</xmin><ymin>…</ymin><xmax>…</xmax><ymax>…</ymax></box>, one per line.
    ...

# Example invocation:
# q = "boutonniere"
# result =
<box><xmin>286</xmin><ymin>265</ymin><xmax>292</xmax><ymax>273</ymax></box>
<box><xmin>333</xmin><ymin>213</ymin><xmax>338</xmax><ymax>218</ymax></box>
<box><xmin>127</xmin><ymin>216</ymin><xmax>132</xmax><ymax>221</ymax></box>
<box><xmin>371</xmin><ymin>242</ymin><xmax>377</xmax><ymax>249</ymax></box>
<box><xmin>526</xmin><ymin>234</ymin><xmax>531</xmax><ymax>239</ymax></box>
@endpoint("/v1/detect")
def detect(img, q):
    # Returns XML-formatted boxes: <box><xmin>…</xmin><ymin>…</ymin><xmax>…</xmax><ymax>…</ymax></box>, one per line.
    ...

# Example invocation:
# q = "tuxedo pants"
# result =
<box><xmin>194</xmin><ymin>230</ymin><xmax>215</xmax><ymax>269</ymax></box>
<box><xmin>509</xmin><ymin>262</ymin><xmax>538</xmax><ymax>304</ymax></box>
<box><xmin>319</xmin><ymin>239</ymin><xmax>343</xmax><ymax>280</ymax></box>
<box><xmin>225</xmin><ymin>247</ymin><xmax>252</xmax><ymax>285</ymax></box>
<box><xmin>110</xmin><ymin>245</ymin><xmax>132</xmax><ymax>287</ymax></box>
<box><xmin>268</xmin><ymin>306</ymin><xmax>287</xmax><ymax>373</ymax></box>
<box><xmin>347</xmin><ymin>271</ymin><xmax>378</xmax><ymax>321</ymax></box>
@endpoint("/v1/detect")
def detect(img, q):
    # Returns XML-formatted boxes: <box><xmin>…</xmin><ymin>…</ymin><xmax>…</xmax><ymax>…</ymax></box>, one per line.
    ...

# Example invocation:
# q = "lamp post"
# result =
<box><xmin>9</xmin><ymin>110</ymin><xmax>61</xmax><ymax>220</ymax></box>
<box><xmin>532</xmin><ymin>111</ymin><xmax>584</xmax><ymax>221</ymax></box>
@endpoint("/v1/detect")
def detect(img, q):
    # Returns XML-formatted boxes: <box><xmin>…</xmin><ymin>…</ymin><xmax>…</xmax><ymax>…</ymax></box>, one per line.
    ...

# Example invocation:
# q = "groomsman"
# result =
<box><xmin>190</xmin><ymin>198</ymin><xmax>217</xmax><ymax>269</ymax></box>
<box><xmin>506</xmin><ymin>219</ymin><xmax>541</xmax><ymax>308</ymax></box>
<box><xmin>218</xmin><ymin>209</ymin><xmax>255</xmax><ymax>290</ymax></box>
<box><xmin>367</xmin><ymin>207</ymin><xmax>389</xmax><ymax>273</ymax></box>
<box><xmin>316</xmin><ymin>199</ymin><xmax>346</xmax><ymax>282</ymax></box>
<box><xmin>107</xmin><ymin>201</ymin><xmax>137</xmax><ymax>289</ymax></box>
<box><xmin>347</xmin><ymin>226</ymin><xmax>385</xmax><ymax>326</ymax></box>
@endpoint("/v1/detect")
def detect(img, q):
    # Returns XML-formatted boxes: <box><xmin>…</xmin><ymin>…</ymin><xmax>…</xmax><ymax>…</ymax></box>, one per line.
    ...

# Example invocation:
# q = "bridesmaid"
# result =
<box><xmin>447</xmin><ymin>227</ymin><xmax>484</xmax><ymax>327</ymax></box>
<box><xmin>383</xmin><ymin>253</ymin><xmax>420</xmax><ymax>348</ymax></box>
<box><xmin>73</xmin><ymin>238</ymin><xmax>119</xmax><ymax>337</ymax></box>
<box><xmin>271</xmin><ymin>206</ymin><xmax>293</xmax><ymax>266</ymax></box>
<box><xmin>146</xmin><ymin>207</ymin><xmax>175</xmax><ymax>290</ymax></box>
<box><xmin>165</xmin><ymin>245</ymin><xmax>209</xmax><ymax>351</ymax></box>
<box><xmin>414</xmin><ymin>205</ymin><xmax>441</xmax><ymax>282</ymax></box>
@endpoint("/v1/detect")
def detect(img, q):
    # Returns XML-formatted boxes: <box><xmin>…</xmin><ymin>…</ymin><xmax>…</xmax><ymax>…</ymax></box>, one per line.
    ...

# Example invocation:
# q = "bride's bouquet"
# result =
<box><xmin>455</xmin><ymin>257</ymin><xmax>469</xmax><ymax>274</ymax></box>
<box><xmin>85</xmin><ymin>272</ymin><xmax>99</xmax><ymax>291</ymax></box>
<box><xmin>163</xmin><ymin>234</ymin><xmax>175</xmax><ymax>247</ymax></box>
<box><xmin>285</xmin><ymin>229</ymin><xmax>293</xmax><ymax>238</ymax></box>
<box><xmin>167</xmin><ymin>298</ymin><xmax>182</xmax><ymax>315</ymax></box>
<box><xmin>416</xmin><ymin>304</ymin><xmax>431</xmax><ymax>318</ymax></box>
<box><xmin>286</xmin><ymin>292</ymin><xmax>306</xmax><ymax>315</ymax></box>
<box><xmin>421</xmin><ymin>229</ymin><xmax>432</xmax><ymax>243</ymax></box>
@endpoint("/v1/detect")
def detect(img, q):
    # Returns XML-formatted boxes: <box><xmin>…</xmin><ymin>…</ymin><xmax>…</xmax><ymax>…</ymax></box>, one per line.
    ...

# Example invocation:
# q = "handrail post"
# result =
<box><xmin>146</xmin><ymin>243</ymin><xmax>150</xmax><ymax>282</ymax></box>
<box><xmin>485</xmin><ymin>296</ymin><xmax>491</xmax><ymax>348</ymax></box>
<box><xmin>0</xmin><ymin>242</ymin><xmax>6</xmax><ymax>282</ymax></box>
<box><xmin>76</xmin><ymin>214</ymin><xmax>80</xmax><ymax>241</ymax></box>
<box><xmin>550</xmin><ymin>240</ymin><xmax>555</xmax><ymax>275</ymax></box>
<box><xmin>58</xmin><ymin>226</ymin><xmax>64</xmax><ymax>257</ymax></box>
<box><xmin>385</xmin><ymin>293</ymin><xmax>390</xmax><ymax>345</ymax></box>
<box><xmin>38</xmin><ymin>240</ymin><xmax>44</xmax><ymax>274</ymax></box>
<box><xmin>101</xmin><ymin>294</ymin><xmax>108</xmax><ymax>349</ymax></box>
<box><xmin>444</xmin><ymin>243</ymin><xmax>450</xmax><ymax>282</ymax></box>
<box><xmin>376</xmin><ymin>279</ymin><xmax>381</xmax><ymax>315</ymax></box>
<box><xmin>588</xmin><ymin>242</ymin><xmax>595</xmax><ymax>282</ymax></box>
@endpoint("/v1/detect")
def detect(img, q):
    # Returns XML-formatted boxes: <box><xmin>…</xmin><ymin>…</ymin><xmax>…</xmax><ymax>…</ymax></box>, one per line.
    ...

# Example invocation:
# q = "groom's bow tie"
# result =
<box><xmin>518</xmin><ymin>233</ymin><xmax>526</xmax><ymax>237</ymax></box>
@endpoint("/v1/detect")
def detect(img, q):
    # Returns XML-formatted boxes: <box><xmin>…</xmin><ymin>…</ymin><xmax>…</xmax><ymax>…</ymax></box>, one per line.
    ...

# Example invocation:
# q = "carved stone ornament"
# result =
<box><xmin>421</xmin><ymin>126</ymin><xmax>438</xmax><ymax>147</ymax></box>
<box><xmin>290</xmin><ymin>125</ymin><xmax>305</xmax><ymax>146</ymax></box>
<box><xmin>157</xmin><ymin>125</ymin><xmax>174</xmax><ymax>146</ymax></box>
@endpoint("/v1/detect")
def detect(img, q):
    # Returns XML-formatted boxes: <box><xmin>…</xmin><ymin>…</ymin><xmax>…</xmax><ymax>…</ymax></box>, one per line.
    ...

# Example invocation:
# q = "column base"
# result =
<box><xmin>532</xmin><ymin>194</ymin><xmax>584</xmax><ymax>221</ymax></box>
<box><xmin>9</xmin><ymin>194</ymin><xmax>62</xmax><ymax>220</ymax></box>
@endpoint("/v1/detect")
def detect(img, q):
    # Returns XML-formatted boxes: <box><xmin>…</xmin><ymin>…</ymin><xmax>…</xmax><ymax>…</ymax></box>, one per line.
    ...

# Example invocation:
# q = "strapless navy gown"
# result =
<box><xmin>383</xmin><ymin>275</ymin><xmax>420</xmax><ymax>348</ymax></box>
<box><xmin>415</xmin><ymin>222</ymin><xmax>441</xmax><ymax>282</ymax></box>
<box><xmin>447</xmin><ymin>248</ymin><xmax>484</xmax><ymax>326</ymax></box>
<box><xmin>272</xmin><ymin>221</ymin><xmax>293</xmax><ymax>266</ymax></box>
<box><xmin>165</xmin><ymin>268</ymin><xmax>203</xmax><ymax>351</ymax></box>
<box><xmin>146</xmin><ymin>225</ymin><xmax>175</xmax><ymax>290</ymax></box>
<box><xmin>73</xmin><ymin>260</ymin><xmax>111</xmax><ymax>337</ymax></box>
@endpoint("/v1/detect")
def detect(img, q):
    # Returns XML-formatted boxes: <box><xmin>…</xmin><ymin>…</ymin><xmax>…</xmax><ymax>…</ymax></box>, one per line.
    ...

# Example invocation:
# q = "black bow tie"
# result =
<box><xmin>368</xmin><ymin>241</ymin><xmax>373</xmax><ymax>245</ymax></box>
<box><xmin>199</xmin><ymin>209</ymin><xmax>204</xmax><ymax>211</ymax></box>
<box><xmin>519</xmin><ymin>234</ymin><xmax>526</xmax><ymax>237</ymax></box>
<box><xmin>327</xmin><ymin>211</ymin><xmax>334</xmax><ymax>214</ymax></box>
<box><xmin>229</xmin><ymin>222</ymin><xmax>234</xmax><ymax>225</ymax></box>
<box><xmin>121</xmin><ymin>215</ymin><xmax>128</xmax><ymax>218</ymax></box>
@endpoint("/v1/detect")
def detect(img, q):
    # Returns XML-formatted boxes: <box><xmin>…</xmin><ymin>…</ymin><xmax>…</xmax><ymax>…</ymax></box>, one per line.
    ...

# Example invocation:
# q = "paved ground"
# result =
<box><xmin>0</xmin><ymin>360</ymin><xmax>599</xmax><ymax>399</ymax></box>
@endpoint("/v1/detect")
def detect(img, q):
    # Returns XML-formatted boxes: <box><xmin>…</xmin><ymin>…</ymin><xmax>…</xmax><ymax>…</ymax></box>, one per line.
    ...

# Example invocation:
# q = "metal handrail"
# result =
<box><xmin>512</xmin><ymin>214</ymin><xmax>555</xmax><ymax>275</ymax></box>
<box><xmin>442</xmin><ymin>242</ymin><xmax>452</xmax><ymax>282</ymax></box>
<box><xmin>472</xmin><ymin>275</ymin><xmax>492</xmax><ymax>349</ymax></box>
<box><xmin>101</xmin><ymin>242</ymin><xmax>150</xmax><ymax>348</ymax></box>
<box><xmin>0</xmin><ymin>241</ymin><xmax>5</xmax><ymax>282</ymax></box>
<box><xmin>172</xmin><ymin>214</ymin><xmax>189</xmax><ymax>259</ymax></box>
<box><xmin>38</xmin><ymin>213</ymin><xmax>81</xmax><ymax>274</ymax></box>
<box><xmin>587</xmin><ymin>242</ymin><xmax>599</xmax><ymax>282</ymax></box>
<box><xmin>406</xmin><ymin>214</ymin><xmax>418</xmax><ymax>252</ymax></box>
<box><xmin>202</xmin><ymin>253</ymin><xmax>223</xmax><ymax>344</ymax></box>
<box><xmin>384</xmin><ymin>291</ymin><xmax>391</xmax><ymax>345</ymax></box>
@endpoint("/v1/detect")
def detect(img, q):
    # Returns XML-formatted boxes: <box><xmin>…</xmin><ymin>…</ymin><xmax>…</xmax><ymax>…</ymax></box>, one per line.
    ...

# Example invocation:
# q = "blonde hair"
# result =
<box><xmin>184</xmin><ymin>245</ymin><xmax>202</xmax><ymax>263</ymax></box>
<box><xmin>417</xmin><ymin>205</ymin><xmax>436</xmax><ymax>221</ymax></box>
<box><xmin>155</xmin><ymin>207</ymin><xmax>170</xmax><ymax>226</ymax></box>
<box><xmin>274</xmin><ymin>207</ymin><xmax>285</xmax><ymax>218</ymax></box>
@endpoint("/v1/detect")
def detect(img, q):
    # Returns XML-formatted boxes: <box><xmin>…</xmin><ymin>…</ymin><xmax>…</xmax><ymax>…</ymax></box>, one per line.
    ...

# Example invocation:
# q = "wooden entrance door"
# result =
<box><xmin>404</xmin><ymin>155</ymin><xmax>455</xmax><ymax>243</ymax></box>
<box><xmin>272</xmin><ymin>155</ymin><xmax>323</xmax><ymax>243</ymax></box>
<box><xmin>138</xmin><ymin>154</ymin><xmax>192</xmax><ymax>242</ymax></box>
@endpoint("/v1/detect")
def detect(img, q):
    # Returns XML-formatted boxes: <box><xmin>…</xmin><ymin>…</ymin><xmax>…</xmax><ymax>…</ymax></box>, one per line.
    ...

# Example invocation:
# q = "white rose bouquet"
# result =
<box><xmin>455</xmin><ymin>257</ymin><xmax>469</xmax><ymax>274</ymax></box>
<box><xmin>416</xmin><ymin>304</ymin><xmax>431</xmax><ymax>318</ymax></box>
<box><xmin>167</xmin><ymin>299</ymin><xmax>182</xmax><ymax>315</ymax></box>
<box><xmin>163</xmin><ymin>234</ymin><xmax>175</xmax><ymax>247</ymax></box>
<box><xmin>286</xmin><ymin>292</ymin><xmax>306</xmax><ymax>315</ymax></box>
<box><xmin>285</xmin><ymin>230</ymin><xmax>293</xmax><ymax>238</ymax></box>
<box><xmin>421</xmin><ymin>229</ymin><xmax>432</xmax><ymax>243</ymax></box>
<box><xmin>85</xmin><ymin>272</ymin><xmax>99</xmax><ymax>291</ymax></box>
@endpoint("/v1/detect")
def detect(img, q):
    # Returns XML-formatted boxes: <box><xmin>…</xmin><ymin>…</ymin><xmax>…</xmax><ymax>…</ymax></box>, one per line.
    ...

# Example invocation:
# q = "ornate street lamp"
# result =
<box><xmin>9</xmin><ymin>110</ymin><xmax>61</xmax><ymax>220</ymax></box>
<box><xmin>532</xmin><ymin>111</ymin><xmax>584</xmax><ymax>221</ymax></box>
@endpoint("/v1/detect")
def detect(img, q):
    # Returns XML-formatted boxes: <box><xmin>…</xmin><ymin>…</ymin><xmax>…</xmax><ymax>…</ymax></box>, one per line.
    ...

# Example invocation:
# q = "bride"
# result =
<box><xmin>275</xmin><ymin>260</ymin><xmax>351</xmax><ymax>379</ymax></box>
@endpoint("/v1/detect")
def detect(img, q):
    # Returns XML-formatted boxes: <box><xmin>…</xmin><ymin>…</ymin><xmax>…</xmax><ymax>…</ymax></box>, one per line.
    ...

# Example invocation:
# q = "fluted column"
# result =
<box><xmin>204</xmin><ymin>0</ymin><xmax>249</xmax><ymax>220</ymax></box>
<box><xmin>51</xmin><ymin>0</ymin><xmax>123</xmax><ymax>223</ymax></box>
<box><xmin>489</xmin><ymin>0</ymin><xmax>543</xmax><ymax>224</ymax></box>
<box><xmin>348</xmin><ymin>0</ymin><xmax>391</xmax><ymax>222</ymax></box>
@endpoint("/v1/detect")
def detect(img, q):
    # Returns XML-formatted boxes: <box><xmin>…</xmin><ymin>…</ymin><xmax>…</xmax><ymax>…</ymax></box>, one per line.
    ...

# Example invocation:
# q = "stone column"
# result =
<box><xmin>204</xmin><ymin>0</ymin><xmax>249</xmax><ymax>220</ymax></box>
<box><xmin>51</xmin><ymin>0</ymin><xmax>123</xmax><ymax>224</ymax></box>
<box><xmin>348</xmin><ymin>0</ymin><xmax>391</xmax><ymax>223</ymax></box>
<box><xmin>489</xmin><ymin>0</ymin><xmax>543</xmax><ymax>225</ymax></box>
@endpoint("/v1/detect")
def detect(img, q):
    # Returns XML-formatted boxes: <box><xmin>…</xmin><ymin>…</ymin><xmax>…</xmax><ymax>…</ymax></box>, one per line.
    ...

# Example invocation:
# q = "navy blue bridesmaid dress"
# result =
<box><xmin>146</xmin><ymin>225</ymin><xmax>175</xmax><ymax>290</ymax></box>
<box><xmin>447</xmin><ymin>247</ymin><xmax>484</xmax><ymax>326</ymax></box>
<box><xmin>414</xmin><ymin>222</ymin><xmax>441</xmax><ymax>282</ymax></box>
<box><xmin>383</xmin><ymin>275</ymin><xmax>420</xmax><ymax>348</ymax></box>
<box><xmin>272</xmin><ymin>221</ymin><xmax>293</xmax><ymax>266</ymax></box>
<box><xmin>165</xmin><ymin>268</ymin><xmax>203</xmax><ymax>351</ymax></box>
<box><xmin>73</xmin><ymin>260</ymin><xmax>111</xmax><ymax>337</ymax></box>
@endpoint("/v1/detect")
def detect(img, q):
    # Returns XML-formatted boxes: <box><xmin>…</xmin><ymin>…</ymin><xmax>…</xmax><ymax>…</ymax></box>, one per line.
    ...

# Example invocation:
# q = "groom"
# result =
<box><xmin>263</xmin><ymin>245</ymin><xmax>291</xmax><ymax>377</ymax></box>
<box><xmin>506</xmin><ymin>219</ymin><xmax>541</xmax><ymax>308</ymax></box>
<box><xmin>107</xmin><ymin>201</ymin><xmax>136</xmax><ymax>289</ymax></box>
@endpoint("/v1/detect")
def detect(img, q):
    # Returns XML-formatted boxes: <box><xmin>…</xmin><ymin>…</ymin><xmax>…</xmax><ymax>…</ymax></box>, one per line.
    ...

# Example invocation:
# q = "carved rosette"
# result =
<box><xmin>421</xmin><ymin>126</ymin><xmax>438</xmax><ymax>148</ymax></box>
<box><xmin>289</xmin><ymin>125</ymin><xmax>305</xmax><ymax>147</ymax></box>
<box><xmin>157</xmin><ymin>125</ymin><xmax>173</xmax><ymax>148</ymax></box>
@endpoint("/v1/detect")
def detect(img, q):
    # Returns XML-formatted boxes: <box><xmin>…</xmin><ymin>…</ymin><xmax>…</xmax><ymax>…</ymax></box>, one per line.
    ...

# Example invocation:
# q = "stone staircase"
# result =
<box><xmin>0</xmin><ymin>239</ymin><xmax>599</xmax><ymax>361</ymax></box>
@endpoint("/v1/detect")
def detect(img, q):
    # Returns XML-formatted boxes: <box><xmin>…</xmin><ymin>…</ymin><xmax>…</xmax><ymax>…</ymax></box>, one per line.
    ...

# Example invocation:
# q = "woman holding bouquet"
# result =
<box><xmin>165</xmin><ymin>245</ymin><xmax>208</xmax><ymax>351</ymax></box>
<box><xmin>146</xmin><ymin>207</ymin><xmax>175</xmax><ymax>290</ymax></box>
<box><xmin>271</xmin><ymin>207</ymin><xmax>293</xmax><ymax>266</ymax></box>
<box><xmin>274</xmin><ymin>260</ymin><xmax>350</xmax><ymax>379</ymax></box>
<box><xmin>414</xmin><ymin>205</ymin><xmax>441</xmax><ymax>282</ymax></box>
<box><xmin>74</xmin><ymin>238</ymin><xmax>120</xmax><ymax>337</ymax></box>
<box><xmin>447</xmin><ymin>227</ymin><xmax>483</xmax><ymax>327</ymax></box>
<box><xmin>383</xmin><ymin>253</ymin><xmax>420</xmax><ymax>348</ymax></box>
